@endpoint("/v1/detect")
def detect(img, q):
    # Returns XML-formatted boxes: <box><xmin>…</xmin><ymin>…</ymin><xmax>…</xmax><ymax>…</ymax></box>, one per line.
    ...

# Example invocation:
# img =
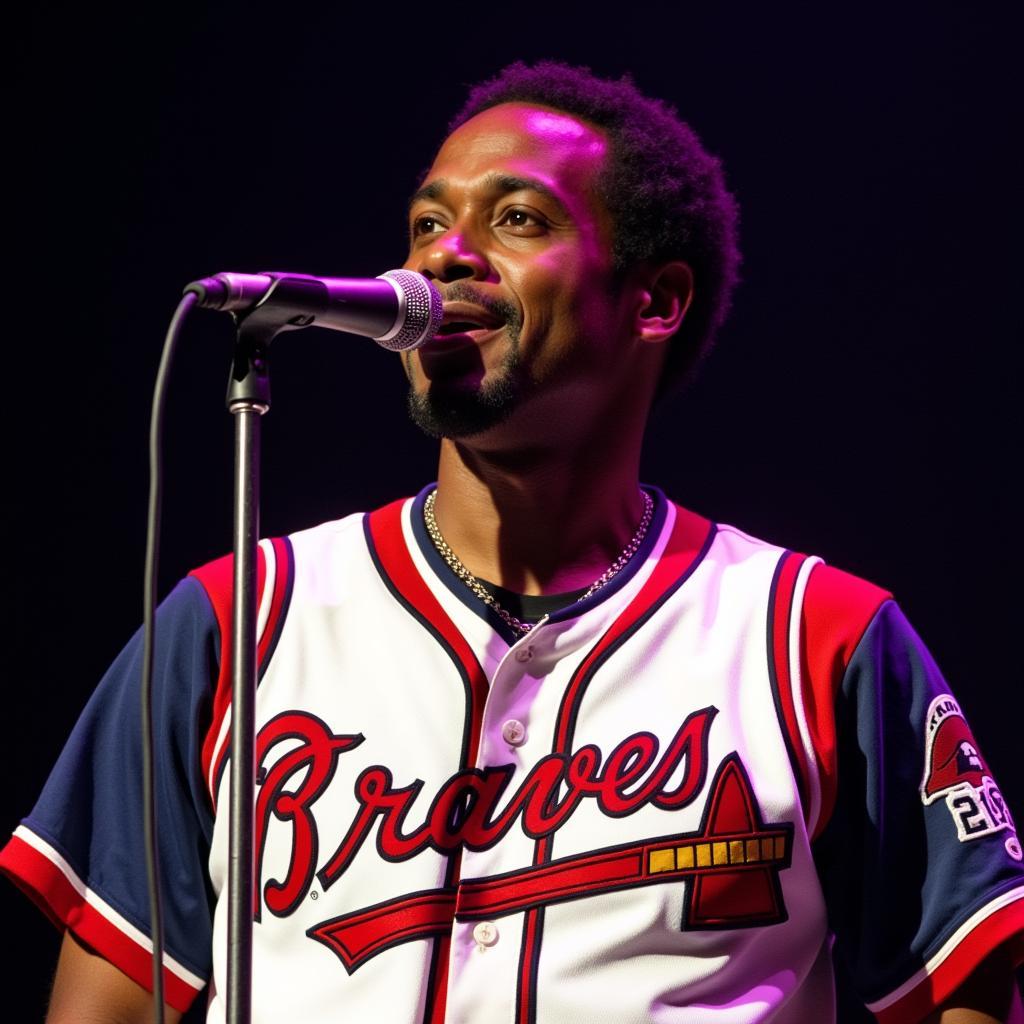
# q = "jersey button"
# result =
<box><xmin>501</xmin><ymin>719</ymin><xmax>527</xmax><ymax>746</ymax></box>
<box><xmin>473</xmin><ymin>921</ymin><xmax>499</xmax><ymax>948</ymax></box>
<box><xmin>514</xmin><ymin>645</ymin><xmax>534</xmax><ymax>663</ymax></box>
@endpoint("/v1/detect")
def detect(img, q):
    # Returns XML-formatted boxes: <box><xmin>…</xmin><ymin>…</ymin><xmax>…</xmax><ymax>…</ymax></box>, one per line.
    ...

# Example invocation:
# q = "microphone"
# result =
<box><xmin>184</xmin><ymin>269</ymin><xmax>443</xmax><ymax>351</ymax></box>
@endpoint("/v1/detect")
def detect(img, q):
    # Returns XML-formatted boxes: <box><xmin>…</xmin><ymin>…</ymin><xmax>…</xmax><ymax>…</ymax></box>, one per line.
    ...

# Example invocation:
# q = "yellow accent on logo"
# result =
<box><xmin>648</xmin><ymin>849</ymin><xmax>676</xmax><ymax>874</ymax></box>
<box><xmin>645</xmin><ymin>832</ymin><xmax>790</xmax><ymax>875</ymax></box>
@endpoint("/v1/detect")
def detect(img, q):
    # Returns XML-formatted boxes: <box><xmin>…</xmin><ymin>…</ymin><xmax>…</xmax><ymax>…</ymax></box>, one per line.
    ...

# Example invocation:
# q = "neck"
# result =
<box><xmin>431</xmin><ymin>433</ymin><xmax>648</xmax><ymax>596</ymax></box>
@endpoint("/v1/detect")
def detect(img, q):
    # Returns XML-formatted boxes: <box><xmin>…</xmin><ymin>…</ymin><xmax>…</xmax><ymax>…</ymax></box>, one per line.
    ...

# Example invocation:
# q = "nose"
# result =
<box><xmin>417</xmin><ymin>225</ymin><xmax>492</xmax><ymax>284</ymax></box>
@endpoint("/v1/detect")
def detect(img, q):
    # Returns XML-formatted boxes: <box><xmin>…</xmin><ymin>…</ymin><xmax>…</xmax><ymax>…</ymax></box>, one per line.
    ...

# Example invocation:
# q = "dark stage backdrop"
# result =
<box><xmin>5</xmin><ymin>3</ymin><xmax>1021</xmax><ymax>1020</ymax></box>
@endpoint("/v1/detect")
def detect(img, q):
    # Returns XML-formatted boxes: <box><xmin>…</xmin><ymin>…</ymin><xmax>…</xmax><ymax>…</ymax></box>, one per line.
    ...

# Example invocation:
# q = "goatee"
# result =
<box><xmin>406</xmin><ymin>282</ymin><xmax>524</xmax><ymax>439</ymax></box>
<box><xmin>406</xmin><ymin>346</ymin><xmax>523</xmax><ymax>438</ymax></box>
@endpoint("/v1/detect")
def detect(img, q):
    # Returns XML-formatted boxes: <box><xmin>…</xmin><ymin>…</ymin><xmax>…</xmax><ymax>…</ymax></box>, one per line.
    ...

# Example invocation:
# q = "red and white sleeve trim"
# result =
<box><xmin>198</xmin><ymin>536</ymin><xmax>288</xmax><ymax>807</ymax></box>
<box><xmin>0</xmin><ymin>825</ymin><xmax>206</xmax><ymax>1013</ymax></box>
<box><xmin>785</xmin><ymin>555</ymin><xmax>824</xmax><ymax>837</ymax></box>
<box><xmin>796</xmin><ymin>563</ymin><xmax>892</xmax><ymax>841</ymax></box>
<box><xmin>867</xmin><ymin>885</ymin><xmax>1024</xmax><ymax>1023</ymax></box>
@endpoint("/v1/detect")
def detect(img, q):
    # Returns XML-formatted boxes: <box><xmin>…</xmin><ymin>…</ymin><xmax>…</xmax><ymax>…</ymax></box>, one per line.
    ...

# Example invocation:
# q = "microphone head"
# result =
<box><xmin>376</xmin><ymin>270</ymin><xmax>443</xmax><ymax>351</ymax></box>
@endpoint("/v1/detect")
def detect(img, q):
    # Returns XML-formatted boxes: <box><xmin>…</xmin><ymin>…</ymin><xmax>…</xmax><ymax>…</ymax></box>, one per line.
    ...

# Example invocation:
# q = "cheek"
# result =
<box><xmin>516</xmin><ymin>250</ymin><xmax>589</xmax><ymax>335</ymax></box>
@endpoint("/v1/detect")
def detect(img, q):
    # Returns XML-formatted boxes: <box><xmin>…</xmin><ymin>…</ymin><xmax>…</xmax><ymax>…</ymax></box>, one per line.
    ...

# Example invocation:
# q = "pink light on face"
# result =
<box><xmin>523</xmin><ymin>108</ymin><xmax>607</xmax><ymax>158</ymax></box>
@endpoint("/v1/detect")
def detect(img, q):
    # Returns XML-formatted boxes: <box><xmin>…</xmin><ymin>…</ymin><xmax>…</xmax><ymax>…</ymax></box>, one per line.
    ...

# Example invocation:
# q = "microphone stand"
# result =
<box><xmin>223</xmin><ymin>279</ymin><xmax>327</xmax><ymax>1024</ymax></box>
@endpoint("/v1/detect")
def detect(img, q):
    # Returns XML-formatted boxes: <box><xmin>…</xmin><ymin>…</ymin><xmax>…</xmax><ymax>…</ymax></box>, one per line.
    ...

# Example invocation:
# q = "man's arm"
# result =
<box><xmin>47</xmin><ymin>931</ymin><xmax>184</xmax><ymax>1024</ymax></box>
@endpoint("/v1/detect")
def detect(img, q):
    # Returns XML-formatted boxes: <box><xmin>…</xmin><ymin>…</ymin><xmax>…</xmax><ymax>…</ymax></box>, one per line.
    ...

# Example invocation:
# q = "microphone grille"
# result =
<box><xmin>377</xmin><ymin>270</ymin><xmax>443</xmax><ymax>351</ymax></box>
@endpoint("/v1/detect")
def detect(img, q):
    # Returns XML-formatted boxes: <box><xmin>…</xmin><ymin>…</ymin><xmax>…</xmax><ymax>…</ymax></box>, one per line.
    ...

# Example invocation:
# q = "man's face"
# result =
<box><xmin>402</xmin><ymin>102</ymin><xmax>642</xmax><ymax>443</ymax></box>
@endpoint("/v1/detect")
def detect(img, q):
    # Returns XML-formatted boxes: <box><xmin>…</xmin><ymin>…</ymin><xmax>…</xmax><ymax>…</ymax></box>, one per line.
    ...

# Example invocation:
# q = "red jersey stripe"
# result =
<box><xmin>365</xmin><ymin>499</ymin><xmax>489</xmax><ymax>766</ymax></box>
<box><xmin>194</xmin><ymin>538</ymin><xmax>296</xmax><ymax>810</ymax></box>
<box><xmin>872</xmin><ymin>888</ymin><xmax>1024</xmax><ymax>1024</ymax></box>
<box><xmin>0</xmin><ymin>831</ymin><xmax>204</xmax><ymax>1013</ymax></box>
<box><xmin>553</xmin><ymin>504</ymin><xmax>714</xmax><ymax>753</ymax></box>
<box><xmin>799</xmin><ymin>564</ymin><xmax>891</xmax><ymax>840</ymax></box>
<box><xmin>767</xmin><ymin>552</ymin><xmax>814</xmax><ymax>824</ymax></box>
<box><xmin>516</xmin><ymin>503</ymin><xmax>714</xmax><ymax>1024</ymax></box>
<box><xmin>256</xmin><ymin>537</ymin><xmax>292</xmax><ymax>669</ymax></box>
<box><xmin>192</xmin><ymin>544</ymin><xmax>266</xmax><ymax>805</ymax></box>
<box><xmin>364</xmin><ymin>498</ymin><xmax>489</xmax><ymax>1024</ymax></box>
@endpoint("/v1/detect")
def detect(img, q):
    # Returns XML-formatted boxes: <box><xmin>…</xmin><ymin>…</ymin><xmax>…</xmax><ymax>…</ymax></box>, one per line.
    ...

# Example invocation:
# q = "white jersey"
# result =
<box><xmin>4</xmin><ymin>485</ymin><xmax>1023</xmax><ymax>1022</ymax></box>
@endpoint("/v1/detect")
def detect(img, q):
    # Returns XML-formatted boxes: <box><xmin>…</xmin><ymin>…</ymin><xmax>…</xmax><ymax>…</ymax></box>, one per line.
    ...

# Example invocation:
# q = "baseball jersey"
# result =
<box><xmin>3</xmin><ymin>485</ymin><xmax>1023</xmax><ymax>1023</ymax></box>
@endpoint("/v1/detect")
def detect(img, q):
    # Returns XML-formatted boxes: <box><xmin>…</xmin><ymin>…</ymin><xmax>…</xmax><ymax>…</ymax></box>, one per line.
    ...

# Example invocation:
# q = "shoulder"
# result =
<box><xmin>703</xmin><ymin>510</ymin><xmax>893</xmax><ymax>642</ymax></box>
<box><xmin>188</xmin><ymin>509</ymin><xmax>366</xmax><ymax>581</ymax></box>
<box><xmin>181</xmin><ymin>500</ymin><xmax>420</xmax><ymax>650</ymax></box>
<box><xmin>800</xmin><ymin>561</ymin><xmax>895</xmax><ymax>692</ymax></box>
<box><xmin>709</xmin><ymin>508</ymin><xmax>894</xmax><ymax>641</ymax></box>
<box><xmin>186</xmin><ymin>507</ymin><xmax>379</xmax><ymax>602</ymax></box>
<box><xmin>696</xmin><ymin>509</ymin><xmax>901</xmax><ymax>839</ymax></box>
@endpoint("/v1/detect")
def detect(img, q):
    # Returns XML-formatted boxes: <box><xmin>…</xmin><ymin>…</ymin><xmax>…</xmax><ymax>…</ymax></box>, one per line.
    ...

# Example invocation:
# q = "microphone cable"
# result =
<box><xmin>136</xmin><ymin>268</ymin><xmax>435</xmax><ymax>1022</ymax></box>
<box><xmin>141</xmin><ymin>290</ymin><xmax>199</xmax><ymax>1023</ymax></box>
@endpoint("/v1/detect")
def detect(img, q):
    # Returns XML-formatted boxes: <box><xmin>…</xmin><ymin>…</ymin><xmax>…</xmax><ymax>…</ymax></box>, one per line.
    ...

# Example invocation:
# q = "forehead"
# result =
<box><xmin>419</xmin><ymin>103</ymin><xmax>609</xmax><ymax>211</ymax></box>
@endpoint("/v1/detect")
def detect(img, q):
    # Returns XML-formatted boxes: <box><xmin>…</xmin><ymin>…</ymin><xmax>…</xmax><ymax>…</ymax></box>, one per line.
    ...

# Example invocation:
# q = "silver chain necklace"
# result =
<box><xmin>422</xmin><ymin>488</ymin><xmax>655</xmax><ymax>635</ymax></box>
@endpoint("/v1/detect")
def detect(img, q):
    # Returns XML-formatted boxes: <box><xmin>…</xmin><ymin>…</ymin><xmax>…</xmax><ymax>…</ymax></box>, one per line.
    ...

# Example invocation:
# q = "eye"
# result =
<box><xmin>411</xmin><ymin>214</ymin><xmax>447</xmax><ymax>237</ymax></box>
<box><xmin>497</xmin><ymin>207</ymin><xmax>547</xmax><ymax>233</ymax></box>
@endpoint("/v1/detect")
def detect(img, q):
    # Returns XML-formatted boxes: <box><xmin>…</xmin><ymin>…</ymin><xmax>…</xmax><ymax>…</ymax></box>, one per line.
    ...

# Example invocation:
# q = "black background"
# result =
<box><xmin>4</xmin><ymin>1</ymin><xmax>1021</xmax><ymax>1019</ymax></box>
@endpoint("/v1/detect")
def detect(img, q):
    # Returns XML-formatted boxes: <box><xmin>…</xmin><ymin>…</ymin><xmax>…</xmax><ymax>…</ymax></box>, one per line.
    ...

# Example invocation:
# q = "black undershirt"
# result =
<box><xmin>475</xmin><ymin>578</ymin><xmax>589</xmax><ymax>626</ymax></box>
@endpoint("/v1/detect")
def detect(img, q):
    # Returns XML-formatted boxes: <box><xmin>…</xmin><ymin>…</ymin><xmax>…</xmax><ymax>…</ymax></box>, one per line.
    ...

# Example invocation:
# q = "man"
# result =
<box><xmin>3</xmin><ymin>62</ymin><xmax>1023</xmax><ymax>1023</ymax></box>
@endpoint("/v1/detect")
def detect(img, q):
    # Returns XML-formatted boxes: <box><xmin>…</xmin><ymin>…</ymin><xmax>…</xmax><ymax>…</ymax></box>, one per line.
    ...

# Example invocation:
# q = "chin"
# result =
<box><xmin>406</xmin><ymin>375</ymin><xmax>521</xmax><ymax>439</ymax></box>
<box><xmin>406</xmin><ymin>340</ymin><xmax>528</xmax><ymax>439</ymax></box>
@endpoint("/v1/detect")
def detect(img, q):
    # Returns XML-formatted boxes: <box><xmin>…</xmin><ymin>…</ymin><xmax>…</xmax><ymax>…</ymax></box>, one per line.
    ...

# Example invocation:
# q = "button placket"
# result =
<box><xmin>508</xmin><ymin>615</ymin><xmax>546</xmax><ymax>667</ymax></box>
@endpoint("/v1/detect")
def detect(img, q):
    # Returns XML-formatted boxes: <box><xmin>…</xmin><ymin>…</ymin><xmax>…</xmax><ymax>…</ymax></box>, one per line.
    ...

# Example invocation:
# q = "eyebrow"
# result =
<box><xmin>408</xmin><ymin>173</ymin><xmax>570</xmax><ymax>218</ymax></box>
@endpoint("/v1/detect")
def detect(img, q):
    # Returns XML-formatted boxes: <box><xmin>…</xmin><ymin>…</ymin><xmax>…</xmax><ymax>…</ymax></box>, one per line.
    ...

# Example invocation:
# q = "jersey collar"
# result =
<box><xmin>408</xmin><ymin>482</ymin><xmax>673</xmax><ymax>646</ymax></box>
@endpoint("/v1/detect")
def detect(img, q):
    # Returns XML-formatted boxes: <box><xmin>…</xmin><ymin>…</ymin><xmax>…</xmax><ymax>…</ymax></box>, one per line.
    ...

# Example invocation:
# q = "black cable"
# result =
<box><xmin>142</xmin><ymin>291</ymin><xmax>198</xmax><ymax>1023</ymax></box>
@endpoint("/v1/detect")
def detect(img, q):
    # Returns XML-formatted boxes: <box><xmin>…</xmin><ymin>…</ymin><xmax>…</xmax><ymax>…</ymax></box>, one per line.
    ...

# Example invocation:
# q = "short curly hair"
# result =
<box><xmin>449</xmin><ymin>61</ymin><xmax>741</xmax><ymax>396</ymax></box>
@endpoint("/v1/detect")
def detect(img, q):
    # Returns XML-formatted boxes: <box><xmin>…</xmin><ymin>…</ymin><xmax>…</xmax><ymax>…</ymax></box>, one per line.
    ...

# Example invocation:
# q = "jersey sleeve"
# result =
<box><xmin>803</xmin><ymin>565</ymin><xmax>1024</xmax><ymax>1022</ymax></box>
<box><xmin>0</xmin><ymin>576</ymin><xmax>220</xmax><ymax>1014</ymax></box>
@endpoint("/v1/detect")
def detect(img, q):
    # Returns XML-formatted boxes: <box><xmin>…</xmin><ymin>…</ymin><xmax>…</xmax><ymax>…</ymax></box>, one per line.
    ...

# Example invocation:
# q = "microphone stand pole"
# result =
<box><xmin>225</xmin><ymin>325</ymin><xmax>268</xmax><ymax>1024</ymax></box>
<box><xmin>223</xmin><ymin>280</ymin><xmax>323</xmax><ymax>1024</ymax></box>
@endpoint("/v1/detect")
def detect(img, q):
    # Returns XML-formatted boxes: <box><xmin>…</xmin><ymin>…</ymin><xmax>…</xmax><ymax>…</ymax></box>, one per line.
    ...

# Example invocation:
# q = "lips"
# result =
<box><xmin>432</xmin><ymin>301</ymin><xmax>504</xmax><ymax>339</ymax></box>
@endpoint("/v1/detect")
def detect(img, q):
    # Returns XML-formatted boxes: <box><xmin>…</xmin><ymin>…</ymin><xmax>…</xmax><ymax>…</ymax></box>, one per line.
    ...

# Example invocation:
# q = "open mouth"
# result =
<box><xmin>435</xmin><ymin>320</ymin><xmax>494</xmax><ymax>337</ymax></box>
<box><xmin>431</xmin><ymin>301</ymin><xmax>505</xmax><ymax>341</ymax></box>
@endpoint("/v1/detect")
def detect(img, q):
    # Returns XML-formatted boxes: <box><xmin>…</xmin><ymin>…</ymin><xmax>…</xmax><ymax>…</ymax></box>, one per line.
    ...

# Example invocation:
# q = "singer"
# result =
<box><xmin>4</xmin><ymin>62</ymin><xmax>1023</xmax><ymax>1024</ymax></box>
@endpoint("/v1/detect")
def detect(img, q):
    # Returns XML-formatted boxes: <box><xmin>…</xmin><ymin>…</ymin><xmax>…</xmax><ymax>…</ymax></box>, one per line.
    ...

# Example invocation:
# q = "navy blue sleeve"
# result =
<box><xmin>813</xmin><ymin>600</ymin><xmax>1024</xmax><ymax>1022</ymax></box>
<box><xmin>0</xmin><ymin>576</ymin><xmax>218</xmax><ymax>1011</ymax></box>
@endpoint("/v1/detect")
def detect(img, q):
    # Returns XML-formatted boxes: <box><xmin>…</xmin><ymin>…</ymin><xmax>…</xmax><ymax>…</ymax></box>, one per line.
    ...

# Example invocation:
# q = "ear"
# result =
<box><xmin>634</xmin><ymin>261</ymin><xmax>693</xmax><ymax>345</ymax></box>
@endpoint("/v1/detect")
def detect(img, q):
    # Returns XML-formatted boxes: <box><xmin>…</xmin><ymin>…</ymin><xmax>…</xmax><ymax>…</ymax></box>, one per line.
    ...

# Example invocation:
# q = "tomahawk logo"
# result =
<box><xmin>921</xmin><ymin>695</ymin><xmax>1019</xmax><ymax>857</ymax></box>
<box><xmin>253</xmin><ymin>708</ymin><xmax>794</xmax><ymax>971</ymax></box>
